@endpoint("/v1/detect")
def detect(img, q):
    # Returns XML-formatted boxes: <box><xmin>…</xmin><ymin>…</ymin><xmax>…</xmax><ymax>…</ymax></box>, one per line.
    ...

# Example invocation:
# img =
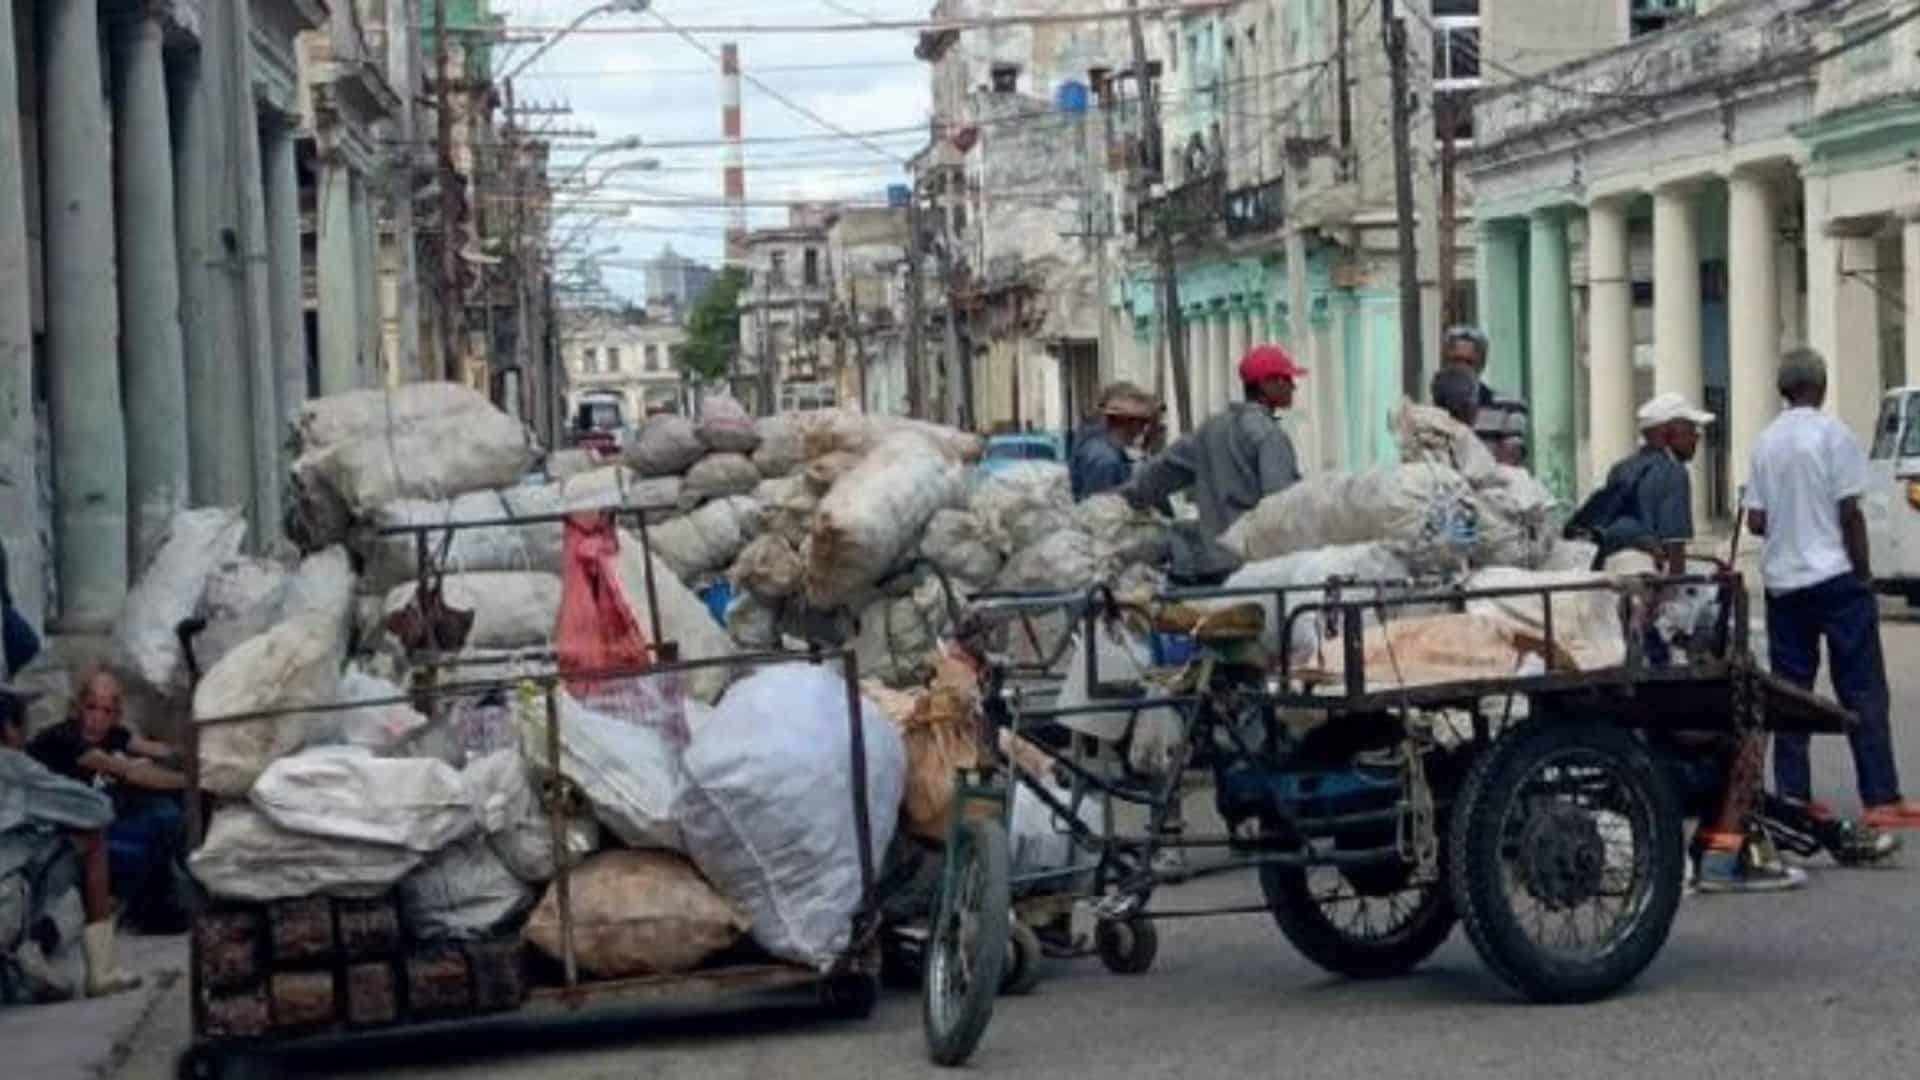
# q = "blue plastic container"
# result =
<box><xmin>1150</xmin><ymin>631</ymin><xmax>1196</xmax><ymax>667</ymax></box>
<box><xmin>697</xmin><ymin>581</ymin><xmax>734</xmax><ymax>627</ymax></box>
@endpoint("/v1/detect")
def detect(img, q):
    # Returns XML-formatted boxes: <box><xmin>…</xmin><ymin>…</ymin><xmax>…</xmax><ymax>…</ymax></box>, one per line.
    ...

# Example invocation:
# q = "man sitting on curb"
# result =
<box><xmin>3</xmin><ymin>682</ymin><xmax>142</xmax><ymax>999</ymax></box>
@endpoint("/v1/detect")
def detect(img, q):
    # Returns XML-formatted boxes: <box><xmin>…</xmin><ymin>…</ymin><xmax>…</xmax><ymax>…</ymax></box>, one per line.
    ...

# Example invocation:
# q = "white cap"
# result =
<box><xmin>1637</xmin><ymin>392</ymin><xmax>1715</xmax><ymax>431</ymax></box>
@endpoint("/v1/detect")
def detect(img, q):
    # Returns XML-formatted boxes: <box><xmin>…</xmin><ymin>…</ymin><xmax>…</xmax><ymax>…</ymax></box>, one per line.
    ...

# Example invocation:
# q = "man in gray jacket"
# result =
<box><xmin>1124</xmin><ymin>344</ymin><xmax>1305</xmax><ymax>536</ymax></box>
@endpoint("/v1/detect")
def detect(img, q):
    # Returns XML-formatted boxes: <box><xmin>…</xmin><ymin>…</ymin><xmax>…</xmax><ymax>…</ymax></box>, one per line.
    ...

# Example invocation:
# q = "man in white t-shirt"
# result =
<box><xmin>1745</xmin><ymin>347</ymin><xmax>1920</xmax><ymax>830</ymax></box>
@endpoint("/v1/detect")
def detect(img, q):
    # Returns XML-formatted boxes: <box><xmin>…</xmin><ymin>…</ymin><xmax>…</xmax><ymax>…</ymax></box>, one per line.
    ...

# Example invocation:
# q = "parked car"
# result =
<box><xmin>1866</xmin><ymin>386</ymin><xmax>1920</xmax><ymax>605</ymax></box>
<box><xmin>979</xmin><ymin>432</ymin><xmax>1066</xmax><ymax>478</ymax></box>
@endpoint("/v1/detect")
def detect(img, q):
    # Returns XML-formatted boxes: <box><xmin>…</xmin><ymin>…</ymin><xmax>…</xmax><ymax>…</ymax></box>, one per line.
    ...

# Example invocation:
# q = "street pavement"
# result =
<box><xmin>106</xmin><ymin>611</ymin><xmax>1920</xmax><ymax>1080</ymax></box>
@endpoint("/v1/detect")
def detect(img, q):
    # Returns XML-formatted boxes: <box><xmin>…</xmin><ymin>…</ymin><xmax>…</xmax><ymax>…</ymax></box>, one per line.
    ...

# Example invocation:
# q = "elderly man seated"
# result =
<box><xmin>3</xmin><ymin>682</ymin><xmax>141</xmax><ymax>1000</ymax></box>
<box><xmin>26</xmin><ymin>669</ymin><xmax>188</xmax><ymax>935</ymax></box>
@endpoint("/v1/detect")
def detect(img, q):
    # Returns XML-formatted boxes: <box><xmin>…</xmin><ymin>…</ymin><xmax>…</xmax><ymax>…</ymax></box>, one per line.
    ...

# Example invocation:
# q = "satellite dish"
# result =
<box><xmin>1056</xmin><ymin>80</ymin><xmax>1090</xmax><ymax>115</ymax></box>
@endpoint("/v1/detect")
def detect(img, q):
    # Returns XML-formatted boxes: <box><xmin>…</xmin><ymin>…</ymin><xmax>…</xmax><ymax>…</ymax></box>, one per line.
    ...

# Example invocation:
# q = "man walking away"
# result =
<box><xmin>1746</xmin><ymin>347</ymin><xmax>1920</xmax><ymax>830</ymax></box>
<box><xmin>1070</xmin><ymin>382</ymin><xmax>1158</xmax><ymax>500</ymax></box>
<box><xmin>1124</xmin><ymin>345</ymin><xmax>1304</xmax><ymax>537</ymax></box>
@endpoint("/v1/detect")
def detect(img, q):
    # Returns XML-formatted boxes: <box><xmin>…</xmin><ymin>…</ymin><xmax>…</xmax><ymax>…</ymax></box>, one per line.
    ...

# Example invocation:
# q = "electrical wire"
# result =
<box><xmin>500</xmin><ymin>3</ymin><xmax>1237</xmax><ymax>36</ymax></box>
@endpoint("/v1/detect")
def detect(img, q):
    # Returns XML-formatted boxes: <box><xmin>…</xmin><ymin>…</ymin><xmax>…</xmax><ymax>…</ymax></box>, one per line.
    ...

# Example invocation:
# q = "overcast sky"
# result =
<box><xmin>501</xmin><ymin>1</ymin><xmax>937</xmax><ymax>302</ymax></box>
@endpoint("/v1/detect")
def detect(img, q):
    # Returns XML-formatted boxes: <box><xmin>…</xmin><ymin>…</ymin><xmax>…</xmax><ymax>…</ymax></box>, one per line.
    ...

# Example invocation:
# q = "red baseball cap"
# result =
<box><xmin>1239</xmin><ymin>344</ymin><xmax>1306</xmax><ymax>384</ymax></box>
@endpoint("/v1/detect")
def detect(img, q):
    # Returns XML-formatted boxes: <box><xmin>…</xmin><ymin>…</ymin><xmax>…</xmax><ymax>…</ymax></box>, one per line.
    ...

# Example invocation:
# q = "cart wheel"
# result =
<box><xmin>1259</xmin><ymin>828</ymin><xmax>1457</xmax><ymax>980</ymax></box>
<box><xmin>821</xmin><ymin>973</ymin><xmax>879</xmax><ymax>1019</ymax></box>
<box><xmin>1000</xmin><ymin>919</ymin><xmax>1043</xmax><ymax>996</ymax></box>
<box><xmin>1094</xmin><ymin>916</ymin><xmax>1158</xmax><ymax>976</ymax></box>
<box><xmin>922</xmin><ymin>817</ymin><xmax>1011</xmax><ymax>1067</ymax></box>
<box><xmin>1449</xmin><ymin>720</ymin><xmax>1684</xmax><ymax>1004</ymax></box>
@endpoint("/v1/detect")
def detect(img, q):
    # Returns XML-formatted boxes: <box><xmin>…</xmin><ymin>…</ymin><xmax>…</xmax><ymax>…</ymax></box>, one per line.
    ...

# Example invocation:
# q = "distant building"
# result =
<box><xmin>562</xmin><ymin>306</ymin><xmax>690</xmax><ymax>421</ymax></box>
<box><xmin>644</xmin><ymin>245</ymin><xmax>719</xmax><ymax>322</ymax></box>
<box><xmin>738</xmin><ymin>208</ymin><xmax>837</xmax><ymax>414</ymax></box>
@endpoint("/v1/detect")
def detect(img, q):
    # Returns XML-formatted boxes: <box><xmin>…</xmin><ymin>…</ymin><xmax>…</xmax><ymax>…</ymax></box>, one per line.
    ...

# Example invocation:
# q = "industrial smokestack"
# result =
<box><xmin>722</xmin><ymin>42</ymin><xmax>747</xmax><ymax>266</ymax></box>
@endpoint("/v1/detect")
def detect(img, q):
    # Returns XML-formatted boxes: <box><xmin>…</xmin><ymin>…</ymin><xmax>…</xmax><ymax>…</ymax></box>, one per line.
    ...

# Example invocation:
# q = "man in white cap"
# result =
<box><xmin>1564</xmin><ymin>391</ymin><xmax>1714</xmax><ymax>575</ymax></box>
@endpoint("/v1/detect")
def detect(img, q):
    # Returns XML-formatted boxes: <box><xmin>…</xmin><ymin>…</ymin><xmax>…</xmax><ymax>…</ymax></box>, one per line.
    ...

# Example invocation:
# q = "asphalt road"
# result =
<box><xmin>118</xmin><ymin>611</ymin><xmax>1920</xmax><ymax>1080</ymax></box>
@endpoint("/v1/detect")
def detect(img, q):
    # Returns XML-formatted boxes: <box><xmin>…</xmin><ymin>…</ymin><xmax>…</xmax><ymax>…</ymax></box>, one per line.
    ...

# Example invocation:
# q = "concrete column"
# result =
<box><xmin>1653</xmin><ymin>181</ymin><xmax>1707</xmax><ymax>520</ymax></box>
<box><xmin>1833</xmin><ymin>234</ymin><xmax>1883</xmax><ymax>437</ymax></box>
<box><xmin>171</xmin><ymin>43</ymin><xmax>217</xmax><ymax>505</ymax></box>
<box><xmin>1726</xmin><ymin>170</ymin><xmax>1779</xmax><ymax>498</ymax></box>
<box><xmin>0</xmin><ymin>0</ymin><xmax>45</xmax><ymax>629</ymax></box>
<box><xmin>1527</xmin><ymin>209</ymin><xmax>1577</xmax><ymax>502</ymax></box>
<box><xmin>264</xmin><ymin>124</ymin><xmax>306</xmax><ymax>431</ymax></box>
<box><xmin>1186</xmin><ymin>315</ymin><xmax>1208</xmax><ymax>424</ymax></box>
<box><xmin>114</xmin><ymin>16</ymin><xmax>189</xmax><ymax>568</ymax></box>
<box><xmin>1587</xmin><ymin>197</ymin><xmax>1636</xmax><ymax>492</ymax></box>
<box><xmin>317</xmin><ymin>162</ymin><xmax>360</xmax><ymax>393</ymax></box>
<box><xmin>1903</xmin><ymin>211</ymin><xmax>1920</xmax><ymax>388</ymax></box>
<box><xmin>350</xmin><ymin>175</ymin><xmax>381</xmax><ymax>383</ymax></box>
<box><xmin>1477</xmin><ymin>220</ymin><xmax>1527</xmax><ymax>398</ymax></box>
<box><xmin>236</xmin><ymin>101</ymin><xmax>281</xmax><ymax>548</ymax></box>
<box><xmin>45</xmin><ymin>0</ymin><xmax>128</xmax><ymax>628</ymax></box>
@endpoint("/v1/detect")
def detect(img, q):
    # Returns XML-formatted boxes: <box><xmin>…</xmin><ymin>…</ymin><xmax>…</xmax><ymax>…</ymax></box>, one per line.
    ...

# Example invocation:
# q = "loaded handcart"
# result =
<box><xmin>173</xmin><ymin>506</ymin><xmax>888</xmax><ymax>1079</ymax></box>
<box><xmin>920</xmin><ymin>567</ymin><xmax>1859</xmax><ymax>1066</ymax></box>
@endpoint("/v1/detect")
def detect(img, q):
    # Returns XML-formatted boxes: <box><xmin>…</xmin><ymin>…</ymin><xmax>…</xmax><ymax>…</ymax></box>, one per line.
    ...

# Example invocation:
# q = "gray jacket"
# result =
<box><xmin>1126</xmin><ymin>403</ymin><xmax>1301</xmax><ymax>536</ymax></box>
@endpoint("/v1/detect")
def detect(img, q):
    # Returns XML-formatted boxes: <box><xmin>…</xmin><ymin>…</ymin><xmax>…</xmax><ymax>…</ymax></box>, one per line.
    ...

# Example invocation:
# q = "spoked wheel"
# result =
<box><xmin>1259</xmin><ymin>825</ymin><xmax>1457</xmax><ymax>979</ymax></box>
<box><xmin>1449</xmin><ymin>721</ymin><xmax>1684</xmax><ymax>1003</ymax></box>
<box><xmin>1001</xmin><ymin>920</ymin><xmax>1044</xmax><ymax>996</ymax></box>
<box><xmin>923</xmin><ymin>818</ymin><xmax>1011</xmax><ymax>1067</ymax></box>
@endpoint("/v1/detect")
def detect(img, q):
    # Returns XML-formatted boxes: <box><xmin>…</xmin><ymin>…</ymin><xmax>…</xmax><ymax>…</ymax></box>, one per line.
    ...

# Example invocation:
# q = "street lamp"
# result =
<box><xmin>499</xmin><ymin>1</ymin><xmax>652</xmax><ymax>84</ymax></box>
<box><xmin>554</xmin><ymin>135</ymin><xmax>647</xmax><ymax>188</ymax></box>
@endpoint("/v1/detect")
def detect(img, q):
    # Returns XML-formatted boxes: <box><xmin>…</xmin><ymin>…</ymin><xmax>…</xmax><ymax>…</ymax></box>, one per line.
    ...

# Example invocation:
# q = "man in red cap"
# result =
<box><xmin>1123</xmin><ymin>344</ymin><xmax>1305</xmax><ymax>536</ymax></box>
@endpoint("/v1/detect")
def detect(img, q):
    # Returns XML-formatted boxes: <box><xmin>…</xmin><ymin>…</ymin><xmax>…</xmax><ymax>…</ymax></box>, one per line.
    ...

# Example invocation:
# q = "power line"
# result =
<box><xmin>500</xmin><ymin>3</ymin><xmax>1236</xmax><ymax>37</ymax></box>
<box><xmin>517</xmin><ymin>60</ymin><xmax>924</xmax><ymax>79</ymax></box>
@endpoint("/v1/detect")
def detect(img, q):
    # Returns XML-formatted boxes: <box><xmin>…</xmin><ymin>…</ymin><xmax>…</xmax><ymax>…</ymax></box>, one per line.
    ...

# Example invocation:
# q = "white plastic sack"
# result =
<box><xmin>194</xmin><ymin>613</ymin><xmax>345</xmax><ymax>798</ymax></box>
<box><xmin>543</xmin><ymin>448</ymin><xmax>601</xmax><ymax>480</ymax></box>
<box><xmin>753</xmin><ymin>474</ymin><xmax>818</xmax><ymax>548</ymax></box>
<box><xmin>1075</xmin><ymin>494</ymin><xmax>1167</xmax><ymax>556</ymax></box>
<box><xmin>189</xmin><ymin>804</ymin><xmax>423</xmax><ymax>902</ymax></box>
<box><xmin>1470</xmin><ymin>466</ymin><xmax>1558</xmax><ymax>569</ymax></box>
<box><xmin>464</xmin><ymin>750</ymin><xmax>599</xmax><ymax>884</ymax></box>
<box><xmin>114</xmin><ymin>507</ymin><xmax>248</xmax><ymax>697</ymax></box>
<box><xmin>794</xmin><ymin>409</ymin><xmax>984</xmax><ymax>464</ymax></box>
<box><xmin>807</xmin><ymin>435</ymin><xmax>964</xmax><ymax>607</ymax></box>
<box><xmin>697</xmin><ymin>395</ymin><xmax>761</xmax><ymax>454</ymax></box>
<box><xmin>1199</xmin><ymin>544</ymin><xmax>1413</xmax><ymax>662</ymax></box>
<box><xmin>250</xmin><ymin>747</ymin><xmax>479</xmax><ymax>853</ymax></box>
<box><xmin>1463</xmin><ymin>567</ymin><xmax>1628</xmax><ymax>672</ymax></box>
<box><xmin>969</xmin><ymin>463</ymin><xmax>1073</xmax><ymax>555</ymax></box>
<box><xmin>399</xmin><ymin>837</ymin><xmax>537</xmax><ymax>941</ymax></box>
<box><xmin>381</xmin><ymin>572</ymin><xmax>561</xmax><ymax>651</ymax></box>
<box><xmin>683</xmin><ymin>453</ymin><xmax>762</xmax><ymax>500</ymax></box>
<box><xmin>1222</xmin><ymin>464</ymin><xmax>1477</xmax><ymax>573</ymax></box>
<box><xmin>995</xmin><ymin>529</ymin><xmax>1108</xmax><ymax>593</ymax></box>
<box><xmin>680</xmin><ymin>664</ymin><xmax>906</xmax><ymax>970</ymax></box>
<box><xmin>628</xmin><ymin>415</ymin><xmax>706</xmax><ymax>476</ymax></box>
<box><xmin>851</xmin><ymin>576</ymin><xmax>954</xmax><ymax>688</ymax></box>
<box><xmin>731</xmin><ymin>534</ymin><xmax>805</xmax><ymax>600</ymax></box>
<box><xmin>282</xmin><ymin>546</ymin><xmax>358</xmax><ymax>646</ymax></box>
<box><xmin>1011</xmin><ymin>779</ymin><xmax>1104</xmax><ymax>880</ymax></box>
<box><xmin>526</xmin><ymin>851</ymin><xmax>749</xmax><ymax>978</ymax></box>
<box><xmin>356</xmin><ymin>468</ymin><xmax>678</xmax><ymax>591</ymax></box>
<box><xmin>752</xmin><ymin>416</ymin><xmax>805</xmax><ymax>477</ymax></box>
<box><xmin>292</xmin><ymin>384</ymin><xmax>534</xmax><ymax>522</ymax></box>
<box><xmin>648</xmin><ymin>496</ymin><xmax>759</xmax><ymax>581</ymax></box>
<box><xmin>1055</xmin><ymin>622</ymin><xmax>1185</xmax><ymax>776</ymax></box>
<box><xmin>726</xmin><ymin>591</ymin><xmax>782</xmax><ymax>650</ymax></box>
<box><xmin>1394</xmin><ymin>400</ymin><xmax>1501</xmax><ymax>488</ymax></box>
<box><xmin>919</xmin><ymin>509</ymin><xmax>1002</xmax><ymax>587</ymax></box>
<box><xmin>194</xmin><ymin>557</ymin><xmax>292</xmax><ymax>675</ymax></box>
<box><xmin>614</xmin><ymin>530</ymin><xmax>736</xmax><ymax>704</ymax></box>
<box><xmin>524</xmin><ymin>692</ymin><xmax>686</xmax><ymax>851</ymax></box>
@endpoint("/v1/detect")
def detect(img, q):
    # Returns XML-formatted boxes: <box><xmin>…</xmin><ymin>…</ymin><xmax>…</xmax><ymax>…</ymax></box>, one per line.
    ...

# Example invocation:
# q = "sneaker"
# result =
<box><xmin>1822</xmin><ymin>819</ymin><xmax>1902</xmax><ymax>866</ymax></box>
<box><xmin>1861</xmin><ymin>801</ymin><xmax>1920</xmax><ymax>831</ymax></box>
<box><xmin>1151</xmin><ymin>846</ymin><xmax>1191</xmax><ymax>884</ymax></box>
<box><xmin>1695</xmin><ymin>839</ymin><xmax>1807</xmax><ymax>894</ymax></box>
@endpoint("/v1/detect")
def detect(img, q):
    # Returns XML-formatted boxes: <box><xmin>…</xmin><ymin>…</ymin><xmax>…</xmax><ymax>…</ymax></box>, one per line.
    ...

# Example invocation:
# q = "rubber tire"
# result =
<box><xmin>821</xmin><ymin>973</ymin><xmax>880</xmax><ymax>1020</ymax></box>
<box><xmin>1449</xmin><ymin>720</ymin><xmax>1685</xmax><ymax>1004</ymax></box>
<box><xmin>1260</xmin><ymin>856</ymin><xmax>1457</xmax><ymax>980</ymax></box>
<box><xmin>1095</xmin><ymin>917</ymin><xmax>1158</xmax><ymax>976</ymax></box>
<box><xmin>1001</xmin><ymin>920</ymin><xmax>1044</xmax><ymax>996</ymax></box>
<box><xmin>923</xmin><ymin>818</ymin><xmax>1012</xmax><ymax>1068</ymax></box>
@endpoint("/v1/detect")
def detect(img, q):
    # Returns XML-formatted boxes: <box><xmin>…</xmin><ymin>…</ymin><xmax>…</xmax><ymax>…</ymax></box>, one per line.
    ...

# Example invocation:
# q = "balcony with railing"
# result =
<box><xmin>1475</xmin><ymin>0</ymin><xmax>1822</xmax><ymax>154</ymax></box>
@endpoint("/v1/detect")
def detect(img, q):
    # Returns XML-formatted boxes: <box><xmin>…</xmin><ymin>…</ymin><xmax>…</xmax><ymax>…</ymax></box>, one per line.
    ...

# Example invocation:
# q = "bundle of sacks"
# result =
<box><xmin>712</xmin><ymin>414</ymin><xmax>1172</xmax><ymax>688</ymax></box>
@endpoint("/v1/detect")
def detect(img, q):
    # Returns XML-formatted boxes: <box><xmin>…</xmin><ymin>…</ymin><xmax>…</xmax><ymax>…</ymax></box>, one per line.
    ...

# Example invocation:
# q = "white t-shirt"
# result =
<box><xmin>1742</xmin><ymin>407</ymin><xmax>1871</xmax><ymax>594</ymax></box>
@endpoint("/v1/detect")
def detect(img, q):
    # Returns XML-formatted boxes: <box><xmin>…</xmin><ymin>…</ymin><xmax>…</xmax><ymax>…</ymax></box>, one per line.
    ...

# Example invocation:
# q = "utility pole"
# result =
<box><xmin>935</xmin><ymin>231</ymin><xmax>966</xmax><ymax>429</ymax></box>
<box><xmin>1336</xmin><ymin>0</ymin><xmax>1354</xmax><ymax>176</ymax></box>
<box><xmin>1382</xmin><ymin>0</ymin><xmax>1424</xmax><ymax>399</ymax></box>
<box><xmin>905</xmin><ymin>188</ymin><xmax>927</xmax><ymax>419</ymax></box>
<box><xmin>505</xmin><ymin>80</ymin><xmax>525</xmax><ymax>425</ymax></box>
<box><xmin>1438</xmin><ymin>92</ymin><xmax>1459</xmax><ymax>328</ymax></box>
<box><xmin>1128</xmin><ymin>0</ymin><xmax>1191</xmax><ymax>433</ymax></box>
<box><xmin>434</xmin><ymin>0</ymin><xmax>461</xmax><ymax>383</ymax></box>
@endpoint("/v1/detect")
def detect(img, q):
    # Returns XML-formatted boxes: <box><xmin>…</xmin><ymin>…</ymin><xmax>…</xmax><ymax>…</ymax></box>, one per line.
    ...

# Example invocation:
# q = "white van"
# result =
<box><xmin>1866</xmin><ymin>387</ymin><xmax>1920</xmax><ymax>604</ymax></box>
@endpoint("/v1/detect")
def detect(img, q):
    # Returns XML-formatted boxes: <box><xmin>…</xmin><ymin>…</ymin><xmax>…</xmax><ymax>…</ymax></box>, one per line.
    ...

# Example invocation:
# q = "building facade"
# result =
<box><xmin>825</xmin><ymin>206</ymin><xmax>913</xmax><ymax>417</ymax></box>
<box><xmin>738</xmin><ymin>207</ymin><xmax>836</xmax><ymax>413</ymax></box>
<box><xmin>562</xmin><ymin>306</ymin><xmax>690</xmax><ymax>421</ymax></box>
<box><xmin>1471</xmin><ymin>0</ymin><xmax>1919</xmax><ymax>515</ymax></box>
<box><xmin>644</xmin><ymin>244</ymin><xmax>719</xmax><ymax>324</ymax></box>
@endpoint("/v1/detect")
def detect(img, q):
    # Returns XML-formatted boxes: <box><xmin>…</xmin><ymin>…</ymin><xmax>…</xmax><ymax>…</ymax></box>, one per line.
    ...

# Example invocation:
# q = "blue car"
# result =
<box><xmin>978</xmin><ymin>433</ymin><xmax>1066</xmax><ymax>478</ymax></box>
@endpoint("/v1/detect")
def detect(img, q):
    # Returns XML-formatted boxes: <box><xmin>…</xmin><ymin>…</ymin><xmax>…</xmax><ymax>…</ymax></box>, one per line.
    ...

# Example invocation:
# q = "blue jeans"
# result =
<box><xmin>1767</xmin><ymin>573</ymin><xmax>1902</xmax><ymax>807</ymax></box>
<box><xmin>107</xmin><ymin>792</ymin><xmax>183</xmax><ymax>915</ymax></box>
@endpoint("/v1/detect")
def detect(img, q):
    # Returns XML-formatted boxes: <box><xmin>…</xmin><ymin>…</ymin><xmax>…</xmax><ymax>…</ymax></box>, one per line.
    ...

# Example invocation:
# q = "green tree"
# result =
<box><xmin>678</xmin><ymin>266</ymin><xmax>747</xmax><ymax>382</ymax></box>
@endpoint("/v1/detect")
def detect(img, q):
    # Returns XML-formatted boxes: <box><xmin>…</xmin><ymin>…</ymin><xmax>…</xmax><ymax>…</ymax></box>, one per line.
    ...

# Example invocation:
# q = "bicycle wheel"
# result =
<box><xmin>923</xmin><ymin>817</ymin><xmax>1012</xmax><ymax>1067</ymax></box>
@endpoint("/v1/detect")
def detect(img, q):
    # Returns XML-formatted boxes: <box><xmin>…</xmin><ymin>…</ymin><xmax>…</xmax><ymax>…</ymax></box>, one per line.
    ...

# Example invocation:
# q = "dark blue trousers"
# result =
<box><xmin>1767</xmin><ymin>573</ymin><xmax>1902</xmax><ymax>807</ymax></box>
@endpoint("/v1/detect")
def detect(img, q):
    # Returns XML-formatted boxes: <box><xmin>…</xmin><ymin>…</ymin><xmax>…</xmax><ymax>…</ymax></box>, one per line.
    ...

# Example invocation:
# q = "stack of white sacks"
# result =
<box><xmin>104</xmin><ymin>384</ymin><xmax>912</xmax><ymax>980</ymax></box>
